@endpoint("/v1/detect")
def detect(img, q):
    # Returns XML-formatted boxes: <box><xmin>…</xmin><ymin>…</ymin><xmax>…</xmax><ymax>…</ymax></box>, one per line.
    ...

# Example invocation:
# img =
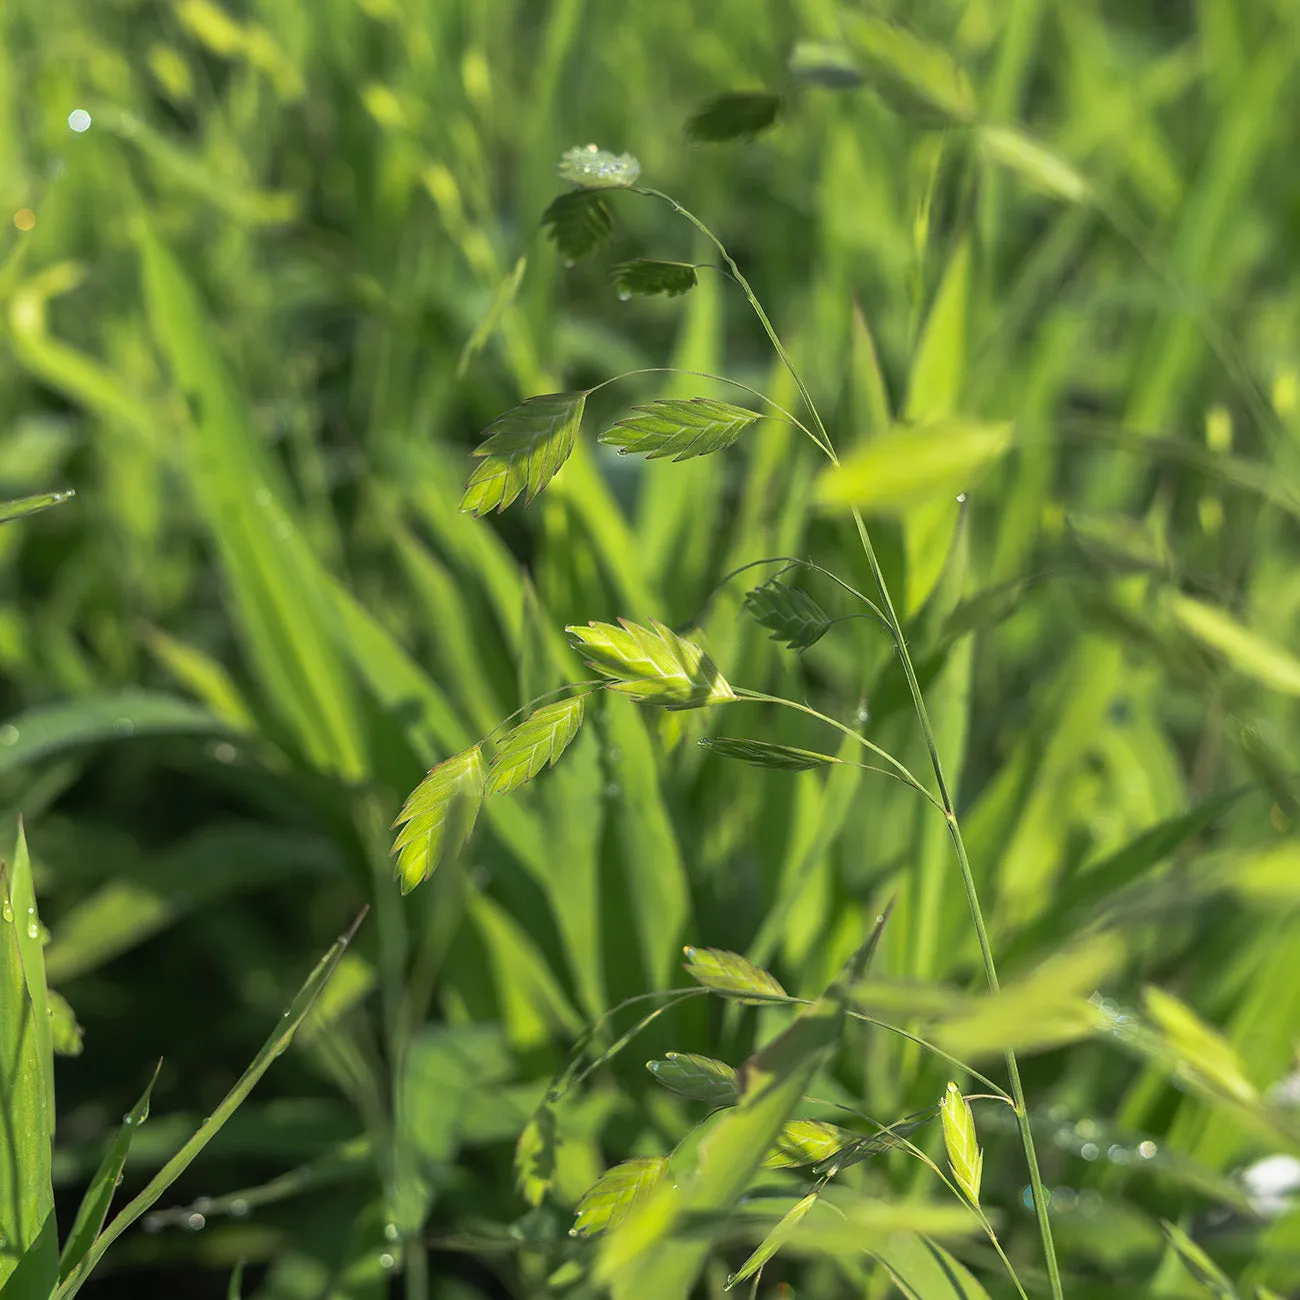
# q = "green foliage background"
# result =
<box><xmin>2</xmin><ymin>0</ymin><xmax>1300</xmax><ymax>1295</ymax></box>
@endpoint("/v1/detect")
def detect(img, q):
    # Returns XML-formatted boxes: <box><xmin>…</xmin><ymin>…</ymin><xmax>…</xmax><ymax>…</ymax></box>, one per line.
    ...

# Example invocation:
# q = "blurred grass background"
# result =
<box><xmin>3</xmin><ymin>0</ymin><xmax>1300</xmax><ymax>1295</ymax></box>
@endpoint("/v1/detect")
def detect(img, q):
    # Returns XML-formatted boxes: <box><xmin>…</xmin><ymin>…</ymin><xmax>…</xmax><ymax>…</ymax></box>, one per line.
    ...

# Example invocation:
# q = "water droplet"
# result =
<box><xmin>122</xmin><ymin>1113</ymin><xmax>134</xmax><ymax>1125</ymax></box>
<box><xmin>604</xmin><ymin>782</ymin><xmax>621</xmax><ymax>799</ymax></box>
<box><xmin>616</xmin><ymin>288</ymin><xmax>632</xmax><ymax>302</ymax></box>
<box><xmin>856</xmin><ymin>705</ymin><xmax>870</xmax><ymax>724</ymax></box>
<box><xmin>567</xmin><ymin>1227</ymin><xmax>578</xmax><ymax>1238</ymax></box>
<box><xmin>1</xmin><ymin>898</ymin><xmax>12</xmax><ymax>923</ymax></box>
<box><xmin>230</xmin><ymin>1198</ymin><xmax>250</xmax><ymax>1218</ymax></box>
<box><xmin>193</xmin><ymin>1197</ymin><xmax>212</xmax><ymax>1213</ymax></box>
<box><xmin>112</xmin><ymin>717</ymin><xmax>134</xmax><ymax>737</ymax></box>
<box><xmin>254</xmin><ymin>487</ymin><xmax>272</xmax><ymax>507</ymax></box>
<box><xmin>211</xmin><ymin>741</ymin><xmax>238</xmax><ymax>763</ymax></box>
<box><xmin>26</xmin><ymin>919</ymin><xmax>40</xmax><ymax>941</ymax></box>
<box><xmin>0</xmin><ymin>724</ymin><xmax>18</xmax><ymax>745</ymax></box>
<box><xmin>1138</xmin><ymin>1140</ymin><xmax>1158</xmax><ymax>1159</ymax></box>
<box><xmin>956</xmin><ymin>491</ymin><xmax>967</xmax><ymax>503</ymax></box>
<box><xmin>68</xmin><ymin>109</ymin><xmax>92</xmax><ymax>133</ymax></box>
<box><xmin>1075</xmin><ymin>1118</ymin><xmax>1098</xmax><ymax>1139</ymax></box>
<box><xmin>184</xmin><ymin>1212</ymin><xmax>206</xmax><ymax>1231</ymax></box>
<box><xmin>1107</xmin><ymin>1144</ymin><xmax>1132</xmax><ymax>1164</ymax></box>
<box><xmin>379</xmin><ymin>1253</ymin><xmax>395</xmax><ymax>1270</ymax></box>
<box><xmin>383</xmin><ymin>1222</ymin><xmax>399</xmax><ymax>1241</ymax></box>
<box><xmin>1080</xmin><ymin>1142</ymin><xmax>1099</xmax><ymax>1161</ymax></box>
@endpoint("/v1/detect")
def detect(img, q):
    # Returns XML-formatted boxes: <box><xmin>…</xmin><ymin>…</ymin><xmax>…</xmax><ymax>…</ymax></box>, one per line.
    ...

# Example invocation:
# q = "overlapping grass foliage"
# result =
<box><xmin>3</xmin><ymin>0</ymin><xmax>1300</xmax><ymax>1296</ymax></box>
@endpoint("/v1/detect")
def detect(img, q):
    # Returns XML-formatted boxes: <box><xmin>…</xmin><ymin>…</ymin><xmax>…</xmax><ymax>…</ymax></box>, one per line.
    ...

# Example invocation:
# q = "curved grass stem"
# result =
<box><xmin>640</xmin><ymin>190</ymin><xmax>1065</xmax><ymax>1299</ymax></box>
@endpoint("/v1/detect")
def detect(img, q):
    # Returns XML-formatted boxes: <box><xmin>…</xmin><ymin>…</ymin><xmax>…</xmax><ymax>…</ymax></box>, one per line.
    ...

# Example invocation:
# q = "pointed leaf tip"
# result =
<box><xmin>599</xmin><ymin>397</ymin><xmax>759</xmax><ymax>462</ymax></box>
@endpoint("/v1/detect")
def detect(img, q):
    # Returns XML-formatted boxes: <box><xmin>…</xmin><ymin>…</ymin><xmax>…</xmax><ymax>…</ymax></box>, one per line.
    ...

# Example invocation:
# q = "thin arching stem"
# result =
<box><xmin>637</xmin><ymin>189</ymin><xmax>1065</xmax><ymax>1299</ymax></box>
<box><xmin>732</xmin><ymin>688</ymin><xmax>941</xmax><ymax>811</ymax></box>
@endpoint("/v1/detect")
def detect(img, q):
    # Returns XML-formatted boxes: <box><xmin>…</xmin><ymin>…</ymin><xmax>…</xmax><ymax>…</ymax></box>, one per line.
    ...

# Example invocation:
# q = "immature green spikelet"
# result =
<box><xmin>940</xmin><ymin>1082</ymin><xmax>983</xmax><ymax>1207</ymax></box>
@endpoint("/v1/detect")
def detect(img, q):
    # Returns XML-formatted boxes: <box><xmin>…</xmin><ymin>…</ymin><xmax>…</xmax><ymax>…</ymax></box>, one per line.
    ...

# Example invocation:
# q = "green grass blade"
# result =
<box><xmin>53</xmin><ymin>910</ymin><xmax>367</xmax><ymax>1300</ymax></box>
<box><xmin>0</xmin><ymin>826</ymin><xmax>57</xmax><ymax>1297</ymax></box>
<box><xmin>0</xmin><ymin>691</ymin><xmax>231</xmax><ymax>779</ymax></box>
<box><xmin>58</xmin><ymin>1063</ymin><xmax>161</xmax><ymax>1282</ymax></box>
<box><xmin>0</xmin><ymin>490</ymin><xmax>74</xmax><ymax>525</ymax></box>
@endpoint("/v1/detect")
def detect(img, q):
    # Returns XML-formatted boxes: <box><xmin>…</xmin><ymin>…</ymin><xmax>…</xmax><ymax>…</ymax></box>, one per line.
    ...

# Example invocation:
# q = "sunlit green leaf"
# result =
<box><xmin>600</xmin><ymin>397</ymin><xmax>759</xmax><ymax>462</ymax></box>
<box><xmin>610</xmin><ymin>259</ymin><xmax>698</xmax><ymax>299</ymax></box>
<box><xmin>685</xmin><ymin>93</ymin><xmax>781</xmax><ymax>142</ymax></box>
<box><xmin>839</xmin><ymin>12</ymin><xmax>976</xmax><ymax>126</ymax></box>
<box><xmin>646</xmin><ymin>1053</ymin><xmax>739</xmax><ymax>1105</ymax></box>
<box><xmin>461</xmin><ymin>391</ymin><xmax>587</xmax><ymax>515</ymax></box>
<box><xmin>0</xmin><ymin>833</ymin><xmax>57</xmax><ymax>1298</ymax></box>
<box><xmin>391</xmin><ymin>747</ymin><xmax>486</xmax><ymax>893</ymax></box>
<box><xmin>47</xmin><ymin>991</ymin><xmax>83</xmax><ymax>1057</ymax></box>
<box><xmin>815</xmin><ymin>420</ymin><xmax>1013</xmax><ymax>513</ymax></box>
<box><xmin>572</xmin><ymin>1157</ymin><xmax>667</xmax><ymax>1237</ymax></box>
<box><xmin>486</xmin><ymin>697</ymin><xmax>585</xmax><ymax>796</ymax></box>
<box><xmin>542</xmin><ymin>190</ymin><xmax>614</xmax><ymax>262</ymax></box>
<box><xmin>682</xmin><ymin>946</ymin><xmax>786</xmax><ymax>1002</ymax></box>
<box><xmin>1159</xmin><ymin>1219</ymin><xmax>1240</xmax><ymax>1299</ymax></box>
<box><xmin>939</xmin><ymin>1084</ymin><xmax>982</xmax><ymax>1207</ymax></box>
<box><xmin>566</xmin><ymin>618</ymin><xmax>736</xmax><ymax>709</ymax></box>
<box><xmin>699</xmin><ymin>737</ymin><xmax>837</xmax><ymax>772</ymax></box>
<box><xmin>742</xmin><ymin>579</ymin><xmax>834</xmax><ymax>650</ymax></box>
<box><xmin>1170</xmin><ymin>594</ymin><xmax>1300</xmax><ymax>697</ymax></box>
<box><xmin>1142</xmin><ymin>987</ymin><xmax>1259</xmax><ymax>1106</ymax></box>
<box><xmin>725</xmin><ymin>1191</ymin><xmax>819</xmax><ymax>1290</ymax></box>
<box><xmin>762</xmin><ymin>1120</ymin><xmax>852</xmax><ymax>1169</ymax></box>
<box><xmin>979</xmin><ymin>125</ymin><xmax>1090</xmax><ymax>204</ymax></box>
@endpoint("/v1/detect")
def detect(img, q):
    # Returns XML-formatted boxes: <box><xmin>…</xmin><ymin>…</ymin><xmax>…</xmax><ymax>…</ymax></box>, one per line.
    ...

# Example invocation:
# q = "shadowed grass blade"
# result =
<box><xmin>685</xmin><ymin>93</ymin><xmax>781</xmax><ymax>142</ymax></box>
<box><xmin>0</xmin><ymin>825</ymin><xmax>57</xmax><ymax>1298</ymax></box>
<box><xmin>53</xmin><ymin>910</ymin><xmax>366</xmax><ymax>1300</ymax></box>
<box><xmin>58</xmin><ymin>1063</ymin><xmax>161</xmax><ymax>1281</ymax></box>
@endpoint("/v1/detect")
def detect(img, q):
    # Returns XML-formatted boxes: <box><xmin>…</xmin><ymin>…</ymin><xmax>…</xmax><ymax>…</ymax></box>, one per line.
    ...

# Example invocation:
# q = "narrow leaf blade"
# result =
<box><xmin>58</xmin><ymin>1063</ymin><xmax>161</xmax><ymax>1281</ymax></box>
<box><xmin>572</xmin><ymin>1158</ymin><xmax>668</xmax><ymax>1237</ymax></box>
<box><xmin>699</xmin><ymin>737</ymin><xmax>837</xmax><ymax>771</ymax></box>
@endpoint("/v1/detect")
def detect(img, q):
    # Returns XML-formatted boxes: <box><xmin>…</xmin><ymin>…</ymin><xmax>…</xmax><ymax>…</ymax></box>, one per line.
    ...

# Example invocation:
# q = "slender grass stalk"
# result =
<box><xmin>641</xmin><ymin>188</ymin><xmax>1066</xmax><ymax>1300</ymax></box>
